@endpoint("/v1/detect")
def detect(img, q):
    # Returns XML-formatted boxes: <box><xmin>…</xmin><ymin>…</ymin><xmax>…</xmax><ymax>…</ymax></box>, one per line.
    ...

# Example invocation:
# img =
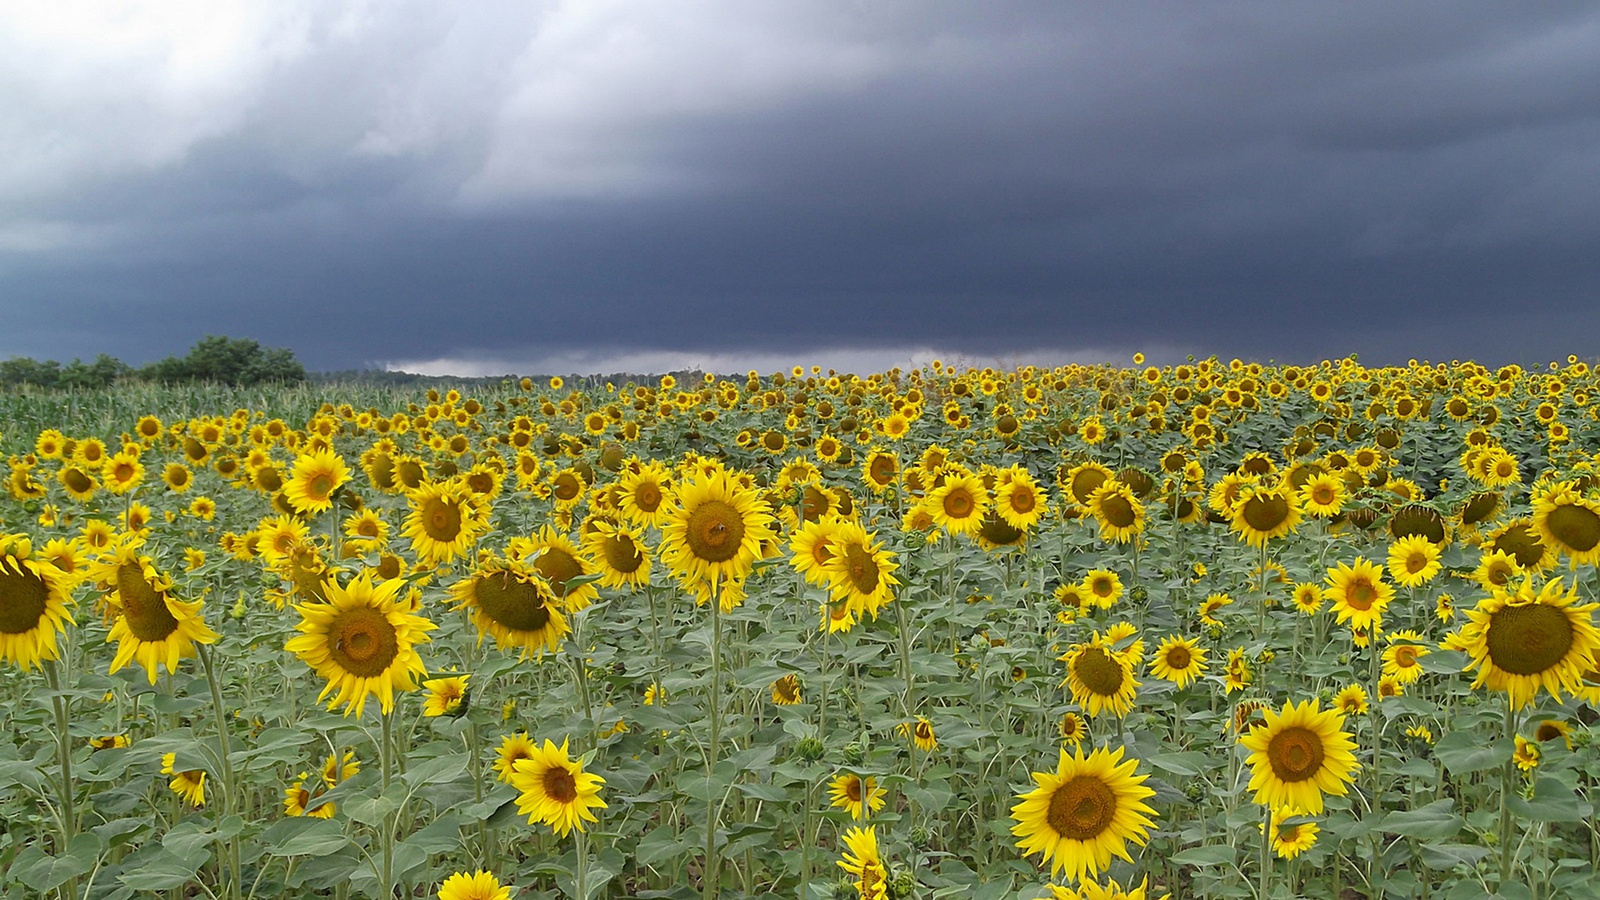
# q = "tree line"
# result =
<box><xmin>0</xmin><ymin>336</ymin><xmax>306</xmax><ymax>390</ymax></box>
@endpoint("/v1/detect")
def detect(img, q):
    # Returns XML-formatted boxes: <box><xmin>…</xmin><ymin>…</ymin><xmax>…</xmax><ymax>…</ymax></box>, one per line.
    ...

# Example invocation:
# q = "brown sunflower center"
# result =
<box><xmin>685</xmin><ymin>500</ymin><xmax>745</xmax><ymax>563</ymax></box>
<box><xmin>62</xmin><ymin>467</ymin><xmax>93</xmax><ymax>493</ymax></box>
<box><xmin>1266</xmin><ymin>726</ymin><xmax>1326</xmax><ymax>783</ymax></box>
<box><xmin>1242</xmin><ymin>494</ymin><xmax>1290</xmax><ymax>532</ymax></box>
<box><xmin>0</xmin><ymin>564</ymin><xmax>50</xmax><ymax>635</ymax></box>
<box><xmin>601</xmin><ymin>535</ymin><xmax>644</xmax><ymax>574</ymax></box>
<box><xmin>633</xmin><ymin>482</ymin><xmax>662</xmax><ymax>512</ymax></box>
<box><xmin>327</xmin><ymin>607</ymin><xmax>400</xmax><ymax>678</ymax></box>
<box><xmin>1547</xmin><ymin>504</ymin><xmax>1600</xmax><ymax>553</ymax></box>
<box><xmin>1074</xmin><ymin>646</ymin><xmax>1125</xmax><ymax>697</ymax></box>
<box><xmin>309</xmin><ymin>473</ymin><xmax>334</xmax><ymax>499</ymax></box>
<box><xmin>531</xmin><ymin>549</ymin><xmax>583</xmax><ymax>597</ymax></box>
<box><xmin>1345</xmin><ymin>581</ymin><xmax>1377</xmax><ymax>611</ymax></box>
<box><xmin>1165</xmin><ymin>645</ymin><xmax>1192</xmax><ymax>670</ymax></box>
<box><xmin>475</xmin><ymin>573</ymin><xmax>554</xmax><ymax>633</ymax></box>
<box><xmin>1486</xmin><ymin>603</ymin><xmax>1574</xmax><ymax>676</ymax></box>
<box><xmin>845</xmin><ymin>777</ymin><xmax>862</xmax><ymax>802</ymax></box>
<box><xmin>869</xmin><ymin>458</ymin><xmax>896</xmax><ymax>485</ymax></box>
<box><xmin>422</xmin><ymin>497</ymin><xmax>463</xmax><ymax>542</ymax></box>
<box><xmin>1098</xmin><ymin>494</ymin><xmax>1137</xmax><ymax>528</ymax></box>
<box><xmin>1394</xmin><ymin>646</ymin><xmax>1419</xmax><ymax>667</ymax></box>
<box><xmin>116</xmin><ymin>562</ymin><xmax>180</xmax><ymax>641</ymax></box>
<box><xmin>542</xmin><ymin>765</ymin><xmax>578</xmax><ymax>804</ymax></box>
<box><xmin>1046</xmin><ymin>774</ymin><xmax>1117</xmax><ymax>841</ymax></box>
<box><xmin>841</xmin><ymin>543</ymin><xmax>880</xmax><ymax>594</ymax></box>
<box><xmin>1010</xmin><ymin>487</ymin><xmax>1037</xmax><ymax>513</ymax></box>
<box><xmin>1405</xmin><ymin>552</ymin><xmax>1430</xmax><ymax>574</ymax></box>
<box><xmin>943</xmin><ymin>488</ymin><xmax>975</xmax><ymax>519</ymax></box>
<box><xmin>1311</xmin><ymin>485</ymin><xmax>1335</xmax><ymax>506</ymax></box>
<box><xmin>553</xmin><ymin>474</ymin><xmax>583</xmax><ymax>502</ymax></box>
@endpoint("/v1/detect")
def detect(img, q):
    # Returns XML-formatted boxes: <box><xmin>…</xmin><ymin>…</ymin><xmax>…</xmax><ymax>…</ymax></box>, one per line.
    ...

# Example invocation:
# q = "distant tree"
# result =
<box><xmin>0</xmin><ymin>356</ymin><xmax>62</xmax><ymax>389</ymax></box>
<box><xmin>60</xmin><ymin>354</ymin><xmax>132</xmax><ymax>390</ymax></box>
<box><xmin>141</xmin><ymin>336</ymin><xmax>306</xmax><ymax>386</ymax></box>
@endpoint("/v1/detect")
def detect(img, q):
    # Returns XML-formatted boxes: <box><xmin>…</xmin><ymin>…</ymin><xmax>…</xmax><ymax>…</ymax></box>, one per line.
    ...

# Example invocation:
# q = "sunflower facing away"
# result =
<box><xmin>0</xmin><ymin>535</ymin><xmax>76</xmax><ymax>671</ymax></box>
<box><xmin>1238</xmin><ymin>699</ymin><xmax>1360</xmax><ymax>815</ymax></box>
<box><xmin>93</xmin><ymin>543</ymin><xmax>218</xmax><ymax>683</ymax></box>
<box><xmin>1444</xmin><ymin>576</ymin><xmax>1600</xmax><ymax>709</ymax></box>
<box><xmin>509</xmin><ymin>737</ymin><xmax>606</xmax><ymax>837</ymax></box>
<box><xmin>286</xmin><ymin>571</ymin><xmax>435</xmax><ymax>717</ymax></box>
<box><xmin>1011</xmin><ymin>744</ymin><xmax>1158</xmax><ymax>882</ymax></box>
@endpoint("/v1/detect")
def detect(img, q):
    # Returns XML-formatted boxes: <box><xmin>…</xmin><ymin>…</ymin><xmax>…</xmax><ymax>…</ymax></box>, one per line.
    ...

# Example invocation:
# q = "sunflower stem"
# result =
<box><xmin>198</xmin><ymin>645</ymin><xmax>241</xmax><ymax>900</ymax></box>
<box><xmin>1500</xmin><ymin>697</ymin><xmax>1517</xmax><ymax>888</ymax></box>
<box><xmin>1259</xmin><ymin>804</ymin><xmax>1272</xmax><ymax>900</ymax></box>
<box><xmin>380</xmin><ymin>708</ymin><xmax>395</xmax><ymax>898</ymax></box>
<box><xmin>44</xmin><ymin>662</ymin><xmax>75</xmax><ymax>845</ymax></box>
<box><xmin>575</xmin><ymin>826</ymin><xmax>590</xmax><ymax>900</ymax></box>
<box><xmin>705</xmin><ymin>589</ymin><xmax>722</xmax><ymax>900</ymax></box>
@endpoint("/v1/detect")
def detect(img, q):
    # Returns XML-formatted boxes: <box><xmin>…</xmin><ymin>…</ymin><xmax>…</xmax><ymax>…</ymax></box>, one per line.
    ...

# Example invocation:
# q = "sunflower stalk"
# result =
<box><xmin>198</xmin><ymin>645</ymin><xmax>242</xmax><ymax>900</ymax></box>
<box><xmin>704</xmin><ymin>587</ymin><xmax>723</xmax><ymax>900</ymax></box>
<box><xmin>43</xmin><ymin>661</ymin><xmax>76</xmax><ymax>847</ymax></box>
<box><xmin>1499</xmin><ymin>697</ymin><xmax>1517</xmax><ymax>888</ymax></box>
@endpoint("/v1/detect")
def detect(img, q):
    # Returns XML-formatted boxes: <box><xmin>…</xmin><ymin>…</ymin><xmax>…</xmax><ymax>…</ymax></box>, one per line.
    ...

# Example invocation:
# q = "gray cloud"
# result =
<box><xmin>3</xmin><ymin>2</ymin><xmax>1599</xmax><ymax>371</ymax></box>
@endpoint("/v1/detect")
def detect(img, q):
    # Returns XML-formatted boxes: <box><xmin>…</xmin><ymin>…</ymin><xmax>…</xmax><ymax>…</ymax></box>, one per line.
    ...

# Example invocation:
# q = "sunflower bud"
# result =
<box><xmin>842</xmin><ymin>741</ymin><xmax>866</xmax><ymax>765</ymax></box>
<box><xmin>794</xmin><ymin>737</ymin><xmax>825</xmax><ymax>761</ymax></box>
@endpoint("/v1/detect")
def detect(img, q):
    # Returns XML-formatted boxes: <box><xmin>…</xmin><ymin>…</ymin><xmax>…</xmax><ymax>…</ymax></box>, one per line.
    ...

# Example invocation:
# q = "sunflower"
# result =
<box><xmin>284</xmin><ymin>772</ymin><xmax>336</xmax><ymax>819</ymax></box>
<box><xmin>581</xmin><ymin>520</ymin><xmax>652</xmax><ymax>590</ymax></box>
<box><xmin>1086</xmin><ymin>481</ymin><xmax>1145</xmax><ymax>545</ymax></box>
<box><xmin>1065</xmin><ymin>462</ymin><xmax>1115</xmax><ymax>508</ymax></box>
<box><xmin>1291</xmin><ymin>583</ymin><xmax>1324</xmax><ymax>615</ymax></box>
<box><xmin>1381</xmin><ymin>629</ymin><xmax>1429</xmax><ymax>684</ymax></box>
<box><xmin>57</xmin><ymin>465</ymin><xmax>98</xmax><ymax>502</ymax></box>
<box><xmin>836</xmin><ymin>826</ymin><xmax>888</xmax><ymax>900</ymax></box>
<box><xmin>1263</xmin><ymin>808</ymin><xmax>1320</xmax><ymax>860</ymax></box>
<box><xmin>1149</xmin><ymin>636</ymin><xmax>1207</xmax><ymax>688</ymax></box>
<box><xmin>1060</xmin><ymin>711</ymin><xmax>1088</xmax><ymax>747</ymax></box>
<box><xmin>1197</xmin><ymin>593</ymin><xmax>1233</xmax><ymax>627</ymax></box>
<box><xmin>161</xmin><ymin>463</ymin><xmax>193</xmax><ymax>494</ymax></box>
<box><xmin>402</xmin><ymin>480</ymin><xmax>490</xmax><ymax>566</ymax></box>
<box><xmin>771</xmin><ymin>673</ymin><xmax>803</xmax><ymax>705</ymax></box>
<box><xmin>824</xmin><ymin>521</ymin><xmax>899</xmax><ymax>621</ymax></box>
<box><xmin>1075</xmin><ymin>877</ymin><xmax>1169</xmax><ymax>900</ymax></box>
<box><xmin>1444</xmin><ymin>576</ymin><xmax>1600</xmax><ymax>709</ymax></box>
<box><xmin>1513</xmin><ymin>735</ymin><xmax>1541</xmax><ymax>773</ymax></box>
<box><xmin>509</xmin><ymin>737</ymin><xmax>606</xmax><ymax>836</ymax></box>
<box><xmin>285</xmin><ymin>571</ymin><xmax>435</xmax><ymax>717</ymax></box>
<box><xmin>1386</xmin><ymin>535</ymin><xmax>1442</xmax><ymax>588</ymax></box>
<box><xmin>923</xmin><ymin>473</ymin><xmax>990</xmax><ymax>537</ymax></box>
<box><xmin>1332</xmin><ymin>684</ymin><xmax>1369</xmax><ymax>715</ymax></box>
<box><xmin>160</xmin><ymin>752</ymin><xmax>206</xmax><ymax>807</ymax></box>
<box><xmin>1298</xmin><ymin>472</ymin><xmax>1346</xmax><ymax>518</ymax></box>
<box><xmin>92</xmin><ymin>544</ymin><xmax>218</xmax><ymax>683</ymax></box>
<box><xmin>617</xmin><ymin>463</ymin><xmax>672</xmax><ymax>527</ymax></box>
<box><xmin>829</xmin><ymin>772</ymin><xmax>887</xmax><ymax>821</ymax></box>
<box><xmin>103</xmin><ymin>453</ymin><xmax>144</xmax><ymax>494</ymax></box>
<box><xmin>516</xmin><ymin>527</ymin><xmax>601</xmax><ymax>612</ymax></box>
<box><xmin>899</xmin><ymin>716</ymin><xmax>937</xmax><ymax>751</ymax></box>
<box><xmin>0</xmin><ymin>537</ymin><xmax>76</xmax><ymax>671</ymax></box>
<box><xmin>1474</xmin><ymin>548</ymin><xmax>1524</xmax><ymax>591</ymax></box>
<box><xmin>789</xmin><ymin>515</ymin><xmax>843</xmax><ymax>587</ymax></box>
<box><xmin>861</xmin><ymin>450</ymin><xmax>900</xmax><ymax>494</ymax></box>
<box><xmin>1010</xmin><ymin>744</ymin><xmax>1158</xmax><ymax>882</ymax></box>
<box><xmin>1533</xmin><ymin>482</ymin><xmax>1600</xmax><ymax>566</ymax></box>
<box><xmin>1081</xmin><ymin>570</ymin><xmax>1124</xmax><ymax>609</ymax></box>
<box><xmin>1238</xmin><ymin>699</ymin><xmax>1359</xmax><ymax>815</ymax></box>
<box><xmin>1230</xmin><ymin>483</ymin><xmax>1302</xmax><ymax>548</ymax></box>
<box><xmin>1062</xmin><ymin>640</ymin><xmax>1139</xmax><ymax>718</ymax></box>
<box><xmin>448</xmin><ymin>557</ymin><xmax>569</xmax><ymax>658</ymax></box>
<box><xmin>995</xmin><ymin>470</ymin><xmax>1048</xmax><ymax>531</ymax></box>
<box><xmin>437</xmin><ymin>870</ymin><xmax>512</xmax><ymax>900</ymax></box>
<box><xmin>493</xmin><ymin>732</ymin><xmax>538</xmax><ymax>783</ymax></box>
<box><xmin>344</xmin><ymin>509</ymin><xmax>390</xmax><ymax>548</ymax></box>
<box><xmin>1485</xmin><ymin>519</ymin><xmax>1556</xmax><ymax>572</ymax></box>
<box><xmin>1324</xmin><ymin>558</ymin><xmax>1393</xmax><ymax>634</ymax></box>
<box><xmin>422</xmin><ymin>674</ymin><xmax>469</xmax><ymax>717</ymax></box>
<box><xmin>659</xmin><ymin>468</ymin><xmax>775</xmax><ymax>609</ymax></box>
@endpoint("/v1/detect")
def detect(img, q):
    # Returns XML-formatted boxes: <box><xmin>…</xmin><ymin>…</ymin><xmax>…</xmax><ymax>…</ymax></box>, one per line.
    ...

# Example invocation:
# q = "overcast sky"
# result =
<box><xmin>3</xmin><ymin>2</ymin><xmax>1599</xmax><ymax>374</ymax></box>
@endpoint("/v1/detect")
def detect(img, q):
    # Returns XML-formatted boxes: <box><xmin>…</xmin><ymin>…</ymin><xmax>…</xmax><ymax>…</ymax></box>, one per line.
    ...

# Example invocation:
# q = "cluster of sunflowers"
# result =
<box><xmin>4</xmin><ymin>354</ymin><xmax>1600</xmax><ymax>899</ymax></box>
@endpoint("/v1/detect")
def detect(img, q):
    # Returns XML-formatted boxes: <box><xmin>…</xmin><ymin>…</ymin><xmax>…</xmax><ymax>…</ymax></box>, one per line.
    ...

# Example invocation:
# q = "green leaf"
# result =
<box><xmin>1148</xmin><ymin>751</ymin><xmax>1211</xmax><ymax>777</ymax></box>
<box><xmin>1434</xmin><ymin>730</ymin><xmax>1512</xmax><ymax>774</ymax></box>
<box><xmin>118</xmin><ymin>848</ymin><xmax>208</xmax><ymax>891</ymax></box>
<box><xmin>1379</xmin><ymin>799</ymin><xmax>1463</xmax><ymax>839</ymax></box>
<box><xmin>401</xmin><ymin>752</ymin><xmax>468</xmax><ymax>789</ymax></box>
<box><xmin>1170</xmin><ymin>844</ymin><xmax>1238</xmax><ymax>867</ymax></box>
<box><xmin>8</xmin><ymin>835</ymin><xmax>99</xmax><ymax>892</ymax></box>
<box><xmin>734</xmin><ymin>781</ymin><xmax>790</xmax><ymax>802</ymax></box>
<box><xmin>1510</xmin><ymin>777</ymin><xmax>1592</xmax><ymax>822</ymax></box>
<box><xmin>263</xmin><ymin>818</ymin><xmax>351</xmax><ymax>857</ymax></box>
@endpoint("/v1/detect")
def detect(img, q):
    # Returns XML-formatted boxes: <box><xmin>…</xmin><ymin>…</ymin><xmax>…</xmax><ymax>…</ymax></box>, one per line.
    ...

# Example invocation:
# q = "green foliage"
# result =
<box><xmin>140</xmin><ymin>335</ymin><xmax>306</xmax><ymax>386</ymax></box>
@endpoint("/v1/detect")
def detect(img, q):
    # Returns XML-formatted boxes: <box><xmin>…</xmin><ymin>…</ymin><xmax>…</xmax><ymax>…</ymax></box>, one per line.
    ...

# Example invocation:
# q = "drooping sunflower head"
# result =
<box><xmin>1064</xmin><ymin>641</ymin><xmax>1139</xmax><ymax>718</ymax></box>
<box><xmin>92</xmin><ymin>543</ymin><xmax>218</xmax><ymax>683</ymax></box>
<box><xmin>1086</xmin><ymin>481</ymin><xmax>1145</xmax><ymax>545</ymax></box>
<box><xmin>1533</xmin><ymin>482</ymin><xmax>1600</xmax><ymax>565</ymax></box>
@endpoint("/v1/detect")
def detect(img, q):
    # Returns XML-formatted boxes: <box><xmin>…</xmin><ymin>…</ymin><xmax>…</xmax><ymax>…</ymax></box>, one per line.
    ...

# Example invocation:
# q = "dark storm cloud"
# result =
<box><xmin>3</xmin><ymin>2</ymin><xmax>1599</xmax><ymax>372</ymax></box>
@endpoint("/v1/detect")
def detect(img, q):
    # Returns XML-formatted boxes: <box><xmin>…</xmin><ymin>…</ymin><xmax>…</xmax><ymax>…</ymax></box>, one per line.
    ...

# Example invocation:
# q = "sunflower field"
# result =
<box><xmin>3</xmin><ymin>356</ymin><xmax>1600</xmax><ymax>900</ymax></box>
